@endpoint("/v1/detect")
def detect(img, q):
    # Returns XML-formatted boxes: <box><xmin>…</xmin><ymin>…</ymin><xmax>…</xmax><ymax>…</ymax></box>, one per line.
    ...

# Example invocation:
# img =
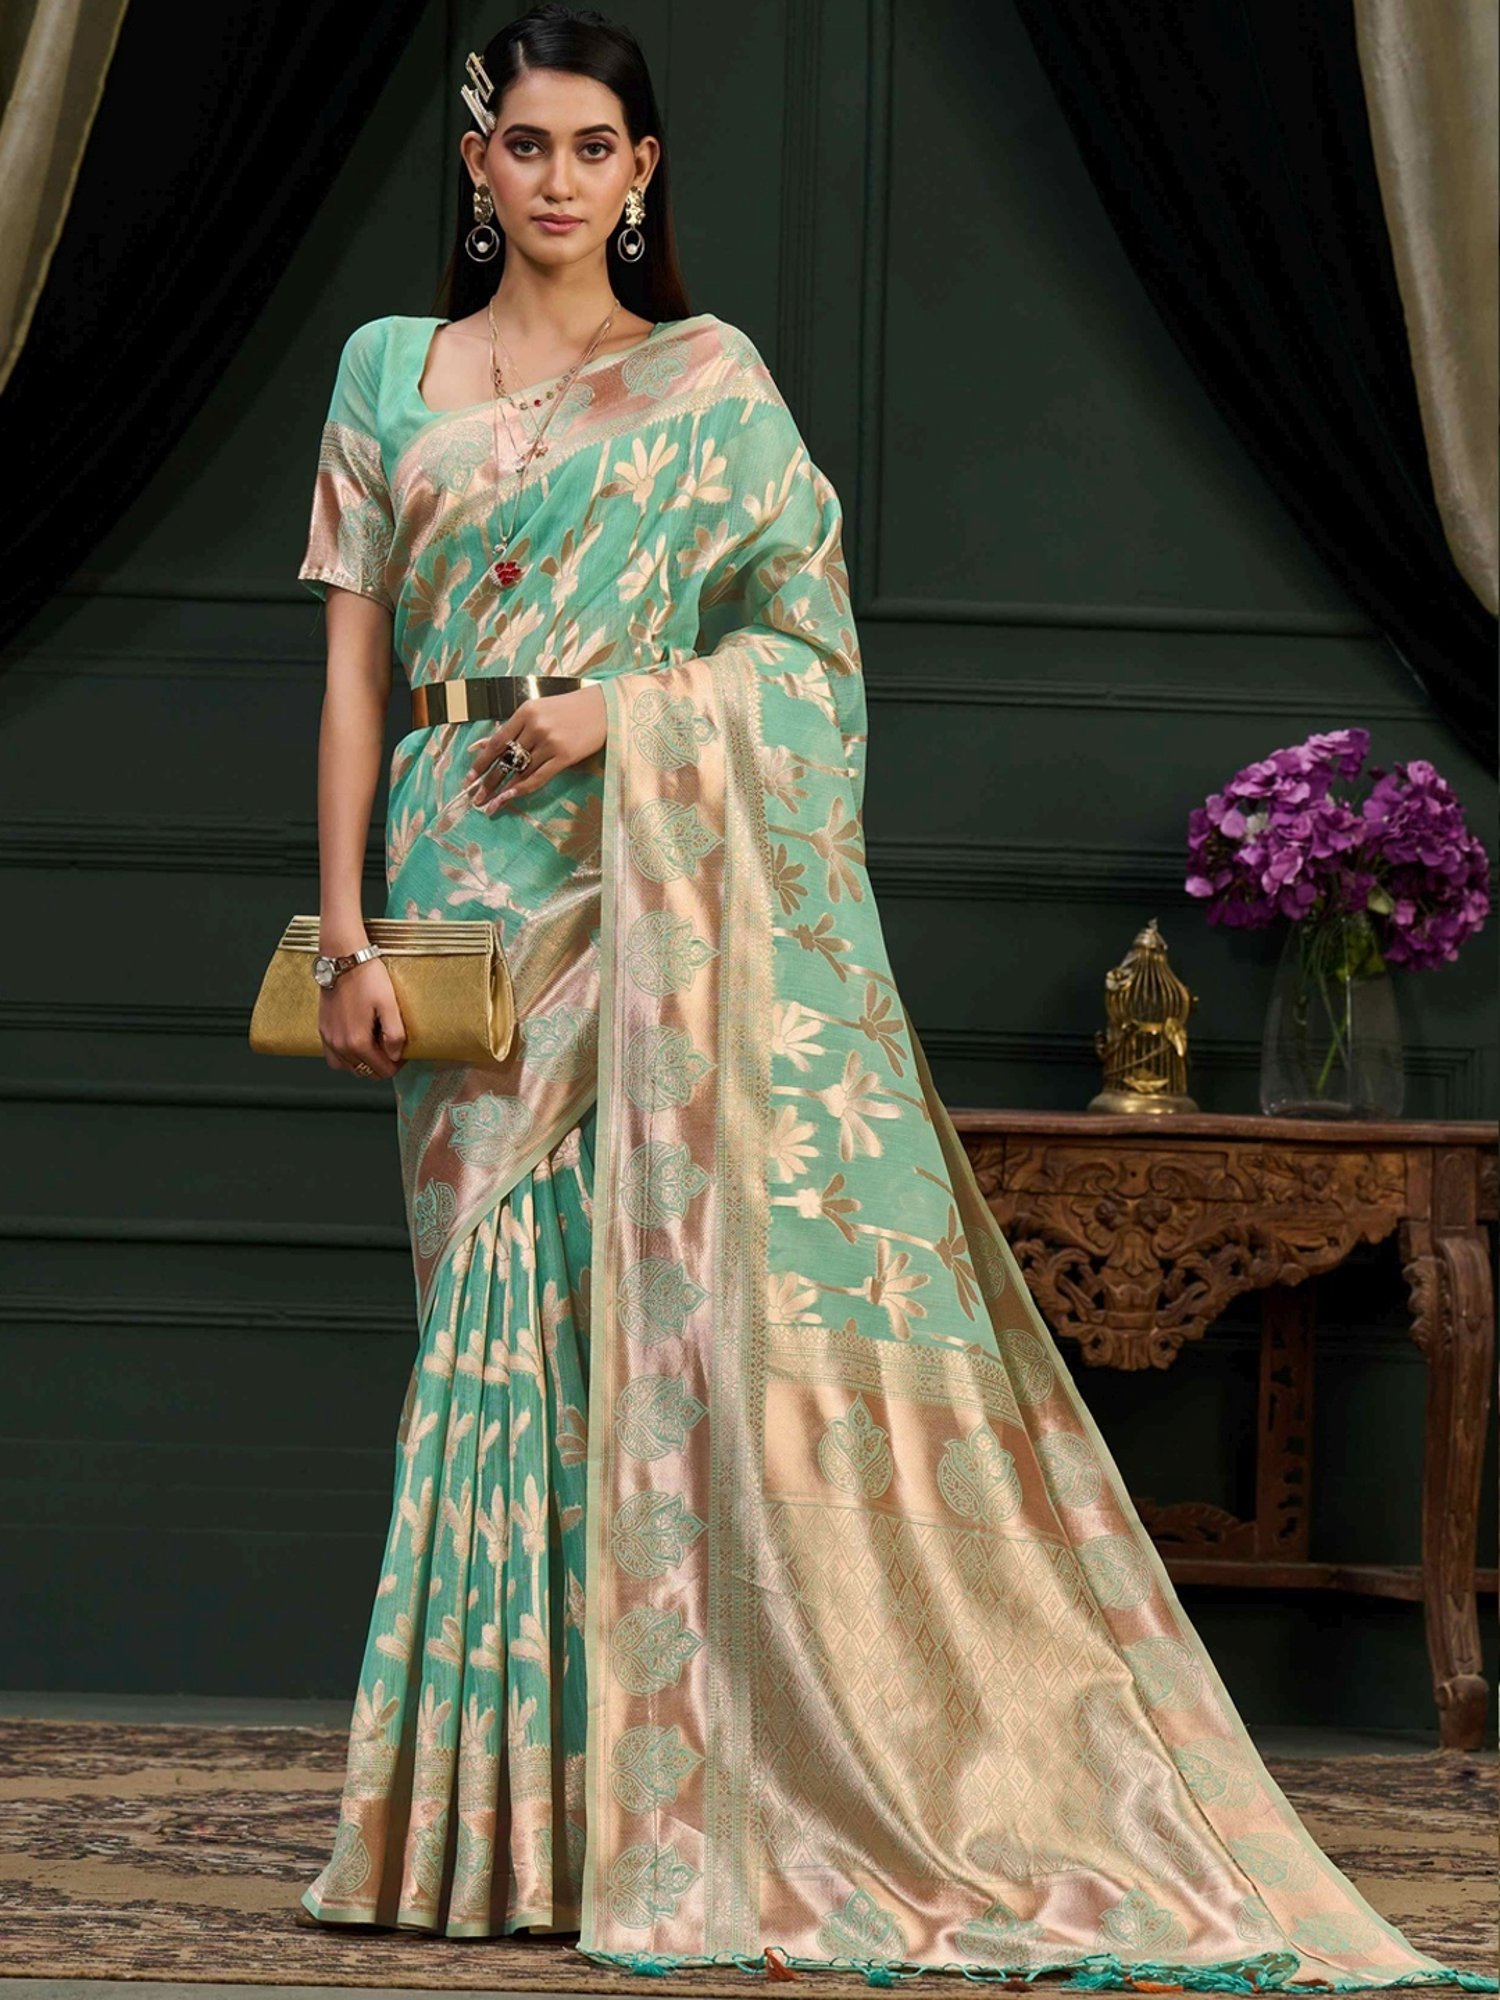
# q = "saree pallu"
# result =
<box><xmin>297</xmin><ymin>315</ymin><xmax>1491</xmax><ymax>1992</ymax></box>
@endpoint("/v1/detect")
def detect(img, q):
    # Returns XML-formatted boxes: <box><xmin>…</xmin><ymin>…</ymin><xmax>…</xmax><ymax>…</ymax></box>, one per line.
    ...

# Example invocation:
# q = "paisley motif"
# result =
<box><xmin>617</xmin><ymin>1256</ymin><xmax>710</xmax><ymax>1345</ymax></box>
<box><xmin>816</xmin><ymin>1393</ymin><xmax>894</xmax><ymax>1499</ymax></box>
<box><xmin>625</xmin><ymin>797</ymin><xmax>723</xmax><ymax>881</ymax></box>
<box><xmin>610</xmin><ymin>1606</ymin><xmax>702</xmax><ymax>1696</ymax></box>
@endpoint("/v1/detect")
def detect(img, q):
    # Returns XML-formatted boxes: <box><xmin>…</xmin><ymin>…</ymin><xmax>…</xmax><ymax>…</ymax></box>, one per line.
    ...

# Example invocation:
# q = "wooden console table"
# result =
<box><xmin>952</xmin><ymin>1111</ymin><xmax>1498</xmax><ymax>1751</ymax></box>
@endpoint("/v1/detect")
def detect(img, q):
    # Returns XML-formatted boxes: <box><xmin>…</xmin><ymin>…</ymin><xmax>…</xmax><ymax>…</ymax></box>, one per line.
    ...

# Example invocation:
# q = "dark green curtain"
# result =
<box><xmin>1011</xmin><ymin>0</ymin><xmax>1498</xmax><ymax>774</ymax></box>
<box><xmin>0</xmin><ymin>0</ymin><xmax>429</xmax><ymax>658</ymax></box>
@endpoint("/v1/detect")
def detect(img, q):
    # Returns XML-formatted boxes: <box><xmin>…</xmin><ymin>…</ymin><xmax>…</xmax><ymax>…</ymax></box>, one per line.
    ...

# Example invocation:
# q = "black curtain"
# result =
<box><xmin>0</xmin><ymin>0</ymin><xmax>429</xmax><ymax>659</ymax></box>
<box><xmin>1011</xmin><ymin>0</ymin><xmax>1498</xmax><ymax>774</ymax></box>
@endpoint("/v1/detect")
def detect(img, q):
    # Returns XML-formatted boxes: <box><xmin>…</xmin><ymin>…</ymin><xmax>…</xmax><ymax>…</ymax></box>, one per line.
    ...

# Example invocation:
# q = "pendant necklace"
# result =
<box><xmin>484</xmin><ymin>293</ymin><xmax>619</xmax><ymax>592</ymax></box>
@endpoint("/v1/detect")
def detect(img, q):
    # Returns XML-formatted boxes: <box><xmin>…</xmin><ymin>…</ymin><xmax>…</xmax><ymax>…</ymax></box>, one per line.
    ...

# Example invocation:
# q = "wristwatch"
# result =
<box><xmin>312</xmin><ymin>942</ymin><xmax>383</xmax><ymax>988</ymax></box>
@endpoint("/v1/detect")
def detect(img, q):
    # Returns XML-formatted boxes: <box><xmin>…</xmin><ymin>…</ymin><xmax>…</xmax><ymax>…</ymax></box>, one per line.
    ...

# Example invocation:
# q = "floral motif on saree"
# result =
<box><xmin>294</xmin><ymin>312</ymin><xmax>1492</xmax><ymax>1992</ymax></box>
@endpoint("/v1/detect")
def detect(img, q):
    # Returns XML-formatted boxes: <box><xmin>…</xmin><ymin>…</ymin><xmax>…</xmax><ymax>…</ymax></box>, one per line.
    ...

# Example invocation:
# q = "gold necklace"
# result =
<box><xmin>483</xmin><ymin>295</ymin><xmax>619</xmax><ymax>592</ymax></box>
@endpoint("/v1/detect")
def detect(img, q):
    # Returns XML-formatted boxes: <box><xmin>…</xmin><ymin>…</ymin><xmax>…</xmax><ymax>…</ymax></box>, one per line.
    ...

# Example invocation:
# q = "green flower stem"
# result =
<box><xmin>1313</xmin><ymin>958</ymin><xmax>1350</xmax><ymax>1096</ymax></box>
<box><xmin>1293</xmin><ymin>909</ymin><xmax>1384</xmax><ymax>1104</ymax></box>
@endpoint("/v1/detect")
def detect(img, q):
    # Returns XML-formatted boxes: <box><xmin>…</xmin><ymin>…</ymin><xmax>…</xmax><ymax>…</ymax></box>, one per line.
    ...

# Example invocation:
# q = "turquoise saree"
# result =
<box><xmin>295</xmin><ymin>312</ymin><xmax>1491</xmax><ymax>1991</ymax></box>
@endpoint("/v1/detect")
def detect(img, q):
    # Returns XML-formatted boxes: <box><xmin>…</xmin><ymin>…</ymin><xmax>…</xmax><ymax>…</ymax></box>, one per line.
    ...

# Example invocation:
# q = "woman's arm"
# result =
<box><xmin>315</xmin><ymin>586</ymin><xmax>407</xmax><ymax>1076</ymax></box>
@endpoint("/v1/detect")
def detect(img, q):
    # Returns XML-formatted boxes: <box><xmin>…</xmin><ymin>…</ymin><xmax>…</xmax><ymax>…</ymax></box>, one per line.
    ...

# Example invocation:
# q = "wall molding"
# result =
<box><xmin>858</xmin><ymin>597</ymin><xmax>1377</xmax><ymax>637</ymax></box>
<box><xmin>842</xmin><ymin>0</ymin><xmax>1382</xmax><ymax>651</ymax></box>
<box><xmin>775</xmin><ymin>0</ymin><xmax>823</xmax><ymax>411</ymax></box>
<box><xmin>859</xmin><ymin>675</ymin><xmax>1426</xmax><ymax>718</ymax></box>
<box><xmin>853</xmin><ymin>0</ymin><xmax>892</xmax><ymax>591</ymax></box>
<box><xmin>2</xmin><ymin>646</ymin><xmax>320</xmax><ymax>683</ymax></box>
<box><xmin>0</xmin><ymin>813</ymin><xmax>1273</xmax><ymax>902</ymax></box>
<box><xmin>0</xmin><ymin>812</ymin><xmax>384</xmax><ymax>876</ymax></box>
<box><xmin>866</xmin><ymin>839</ymin><xmax>1229</xmax><ymax>902</ymax></box>
<box><xmin>0</xmin><ymin>1075</ymin><xmax>391</xmax><ymax>1114</ymax></box>
<box><xmin>9</xmin><ymin>815</ymin><xmax>1486</xmax><ymax>907</ymax></box>
<box><xmin>11</xmin><ymin>585</ymin><xmax>1385</xmax><ymax>640</ymax></box>
<box><xmin>0</xmin><ymin>1215</ymin><xmax>408</xmax><ymax>1250</ymax></box>
<box><xmin>0</xmin><ymin>1282</ymin><xmax>1433</xmax><ymax>1364</ymax></box>
<box><xmin>0</xmin><ymin>1290</ymin><xmax>411</xmax><ymax>1335</ymax></box>
<box><xmin>3</xmin><ymin>650</ymin><xmax>1435</xmax><ymax>720</ymax></box>
<box><xmin>919</xmin><ymin>1019</ymin><xmax>1481</xmax><ymax>1077</ymax></box>
<box><xmin>3</xmin><ymin>814</ymin><xmax>1182</xmax><ymax>894</ymax></box>
<box><xmin>916</xmin><ymin>1025</ymin><xmax>1483</xmax><ymax>1118</ymax></box>
<box><xmin>0</xmin><ymin>999</ymin><xmax>268</xmax><ymax>1036</ymax></box>
<box><xmin>35</xmin><ymin>576</ymin><xmax>331</xmax><ymax>606</ymax></box>
<box><xmin>0</xmin><ymin>1015</ymin><xmax>1482</xmax><ymax>1117</ymax></box>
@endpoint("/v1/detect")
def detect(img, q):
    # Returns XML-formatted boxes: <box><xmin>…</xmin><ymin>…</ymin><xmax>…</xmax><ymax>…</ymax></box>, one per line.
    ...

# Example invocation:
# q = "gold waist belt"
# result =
<box><xmin>411</xmin><ymin>674</ymin><xmax>586</xmax><ymax>728</ymax></box>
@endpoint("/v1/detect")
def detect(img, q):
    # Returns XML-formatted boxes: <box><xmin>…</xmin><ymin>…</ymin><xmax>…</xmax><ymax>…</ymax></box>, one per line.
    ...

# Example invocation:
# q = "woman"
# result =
<box><xmin>294</xmin><ymin>6</ymin><xmax>1489</xmax><ymax>1991</ymax></box>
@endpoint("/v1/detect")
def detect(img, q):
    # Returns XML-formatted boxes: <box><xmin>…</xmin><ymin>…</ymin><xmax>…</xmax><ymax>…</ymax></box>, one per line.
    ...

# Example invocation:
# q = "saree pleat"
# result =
<box><xmin>302</xmin><ymin>1102</ymin><xmax>597</xmax><ymax>1937</ymax></box>
<box><xmin>294</xmin><ymin>310</ymin><xmax>1494</xmax><ymax>1991</ymax></box>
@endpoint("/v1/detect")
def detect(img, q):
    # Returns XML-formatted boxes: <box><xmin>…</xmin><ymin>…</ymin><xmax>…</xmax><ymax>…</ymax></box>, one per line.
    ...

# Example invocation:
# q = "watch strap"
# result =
<box><xmin>325</xmin><ymin>943</ymin><xmax>383</xmax><ymax>977</ymax></box>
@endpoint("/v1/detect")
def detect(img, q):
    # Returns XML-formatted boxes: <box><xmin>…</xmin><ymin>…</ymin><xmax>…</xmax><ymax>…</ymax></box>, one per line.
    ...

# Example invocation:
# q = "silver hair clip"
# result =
<box><xmin>461</xmin><ymin>51</ymin><xmax>495</xmax><ymax>135</ymax></box>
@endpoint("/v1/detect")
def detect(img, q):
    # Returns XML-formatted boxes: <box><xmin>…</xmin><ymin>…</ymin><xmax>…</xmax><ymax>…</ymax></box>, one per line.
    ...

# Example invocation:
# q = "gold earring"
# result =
<box><xmin>616</xmin><ymin>185</ymin><xmax>646</xmax><ymax>263</ymax></box>
<box><xmin>466</xmin><ymin>182</ymin><xmax>499</xmax><ymax>263</ymax></box>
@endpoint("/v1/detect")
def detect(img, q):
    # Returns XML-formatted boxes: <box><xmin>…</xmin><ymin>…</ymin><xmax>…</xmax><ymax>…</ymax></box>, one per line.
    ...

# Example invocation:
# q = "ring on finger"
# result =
<box><xmin>498</xmin><ymin>739</ymin><xmax>531</xmax><ymax>776</ymax></box>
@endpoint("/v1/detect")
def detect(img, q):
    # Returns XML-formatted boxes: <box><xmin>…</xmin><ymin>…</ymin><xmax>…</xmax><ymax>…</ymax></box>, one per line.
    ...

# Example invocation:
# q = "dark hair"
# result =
<box><xmin>435</xmin><ymin>4</ymin><xmax>691</xmax><ymax>324</ymax></box>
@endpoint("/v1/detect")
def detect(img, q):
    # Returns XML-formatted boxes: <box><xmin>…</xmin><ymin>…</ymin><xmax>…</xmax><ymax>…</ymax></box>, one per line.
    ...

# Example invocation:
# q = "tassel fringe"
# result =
<box><xmin>569</xmin><ymin>1941</ymin><xmax>1499</xmax><ymax>1993</ymax></box>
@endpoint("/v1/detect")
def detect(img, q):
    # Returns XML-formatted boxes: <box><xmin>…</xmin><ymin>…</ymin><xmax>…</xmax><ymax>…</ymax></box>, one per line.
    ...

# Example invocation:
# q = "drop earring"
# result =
<box><xmin>466</xmin><ymin>182</ymin><xmax>500</xmax><ymax>263</ymax></box>
<box><xmin>616</xmin><ymin>185</ymin><xmax>646</xmax><ymax>263</ymax></box>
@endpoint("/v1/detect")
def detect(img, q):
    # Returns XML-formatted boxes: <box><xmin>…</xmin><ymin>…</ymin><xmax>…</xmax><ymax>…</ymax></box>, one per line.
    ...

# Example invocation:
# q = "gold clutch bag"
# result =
<box><xmin>248</xmin><ymin>915</ymin><xmax>517</xmax><ymax>1063</ymax></box>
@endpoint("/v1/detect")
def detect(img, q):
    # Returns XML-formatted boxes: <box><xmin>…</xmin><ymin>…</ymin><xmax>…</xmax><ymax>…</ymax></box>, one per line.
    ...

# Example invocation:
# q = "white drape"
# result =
<box><xmin>0</xmin><ymin>0</ymin><xmax>131</xmax><ymax>399</ymax></box>
<box><xmin>1353</xmin><ymin>0</ymin><xmax>1499</xmax><ymax>615</ymax></box>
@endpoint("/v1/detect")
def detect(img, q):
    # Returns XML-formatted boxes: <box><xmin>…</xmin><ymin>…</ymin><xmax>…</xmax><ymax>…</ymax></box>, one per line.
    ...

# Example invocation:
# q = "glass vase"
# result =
<box><xmin>1259</xmin><ymin>908</ymin><xmax>1404</xmax><ymax>1119</ymax></box>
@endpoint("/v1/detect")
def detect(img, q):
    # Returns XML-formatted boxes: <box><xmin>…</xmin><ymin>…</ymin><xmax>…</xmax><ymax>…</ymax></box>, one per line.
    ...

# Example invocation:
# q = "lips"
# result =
<box><xmin>534</xmin><ymin>215</ymin><xmax>583</xmax><ymax>229</ymax></box>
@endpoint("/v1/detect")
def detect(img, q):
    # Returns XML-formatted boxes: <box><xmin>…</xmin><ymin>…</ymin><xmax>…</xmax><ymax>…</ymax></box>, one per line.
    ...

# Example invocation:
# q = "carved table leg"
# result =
<box><xmin>1400</xmin><ymin>1149</ymin><xmax>1496</xmax><ymax>1752</ymax></box>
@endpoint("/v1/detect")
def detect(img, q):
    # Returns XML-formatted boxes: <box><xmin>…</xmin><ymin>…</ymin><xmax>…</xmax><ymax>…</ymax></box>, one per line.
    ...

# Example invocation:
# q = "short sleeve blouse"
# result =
<box><xmin>297</xmin><ymin>319</ymin><xmax>398</xmax><ymax>611</ymax></box>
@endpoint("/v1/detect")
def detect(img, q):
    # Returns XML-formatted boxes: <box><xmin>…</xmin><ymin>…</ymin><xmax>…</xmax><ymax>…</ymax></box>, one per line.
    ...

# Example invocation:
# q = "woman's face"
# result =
<box><xmin>462</xmin><ymin>67</ymin><xmax>658</xmax><ymax>267</ymax></box>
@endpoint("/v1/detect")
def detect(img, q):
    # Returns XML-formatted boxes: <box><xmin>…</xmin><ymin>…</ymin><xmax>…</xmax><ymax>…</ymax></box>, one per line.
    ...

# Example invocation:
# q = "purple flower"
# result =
<box><xmin>1359</xmin><ymin>758</ymin><xmax>1493</xmax><ymax>968</ymax></box>
<box><xmin>1185</xmin><ymin>730</ymin><xmax>1492</xmax><ymax>971</ymax></box>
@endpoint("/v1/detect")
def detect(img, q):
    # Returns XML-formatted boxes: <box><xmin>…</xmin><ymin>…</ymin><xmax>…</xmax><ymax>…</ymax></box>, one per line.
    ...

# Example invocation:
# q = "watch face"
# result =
<box><xmin>312</xmin><ymin>955</ymin><xmax>336</xmax><ymax>987</ymax></box>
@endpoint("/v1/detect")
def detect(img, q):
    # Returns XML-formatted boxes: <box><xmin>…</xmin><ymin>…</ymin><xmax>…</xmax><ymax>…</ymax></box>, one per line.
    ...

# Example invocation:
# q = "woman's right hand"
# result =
<box><xmin>319</xmin><ymin>956</ymin><xmax>408</xmax><ymax>1077</ymax></box>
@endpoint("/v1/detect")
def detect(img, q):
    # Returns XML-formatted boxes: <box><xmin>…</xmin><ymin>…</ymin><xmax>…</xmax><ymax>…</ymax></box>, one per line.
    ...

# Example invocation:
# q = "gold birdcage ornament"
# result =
<box><xmin>1088</xmin><ymin>917</ymin><xmax>1200</xmax><ymax>1115</ymax></box>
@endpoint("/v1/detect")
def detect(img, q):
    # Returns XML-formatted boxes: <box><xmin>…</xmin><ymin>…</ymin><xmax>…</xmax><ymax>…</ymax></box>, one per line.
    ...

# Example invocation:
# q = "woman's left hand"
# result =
<box><xmin>465</xmin><ymin>684</ymin><xmax>608</xmax><ymax>812</ymax></box>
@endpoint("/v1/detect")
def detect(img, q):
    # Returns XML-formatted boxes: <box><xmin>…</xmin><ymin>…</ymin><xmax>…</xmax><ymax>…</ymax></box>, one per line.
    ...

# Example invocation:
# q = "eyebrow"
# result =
<box><xmin>499</xmin><ymin>122</ymin><xmax>620</xmax><ymax>137</ymax></box>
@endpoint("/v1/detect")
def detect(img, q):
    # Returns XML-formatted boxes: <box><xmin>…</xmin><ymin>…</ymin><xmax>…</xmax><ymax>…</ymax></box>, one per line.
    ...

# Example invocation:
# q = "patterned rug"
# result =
<box><xmin>0</xmin><ymin>1719</ymin><xmax>1492</xmax><ymax>1992</ymax></box>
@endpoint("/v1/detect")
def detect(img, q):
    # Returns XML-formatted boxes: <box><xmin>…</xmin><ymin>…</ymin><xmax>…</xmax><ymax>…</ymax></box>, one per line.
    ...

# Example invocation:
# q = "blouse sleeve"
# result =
<box><xmin>693</xmin><ymin>367</ymin><xmax>868</xmax><ymax>814</ymax></box>
<box><xmin>297</xmin><ymin>318</ymin><xmax>397</xmax><ymax>612</ymax></box>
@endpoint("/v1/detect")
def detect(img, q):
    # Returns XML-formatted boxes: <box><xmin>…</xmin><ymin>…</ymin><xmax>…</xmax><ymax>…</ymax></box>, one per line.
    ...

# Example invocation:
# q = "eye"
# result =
<box><xmin>508</xmin><ymin>138</ymin><xmax>540</xmax><ymax>157</ymax></box>
<box><xmin>582</xmin><ymin>141</ymin><xmax>612</xmax><ymax>158</ymax></box>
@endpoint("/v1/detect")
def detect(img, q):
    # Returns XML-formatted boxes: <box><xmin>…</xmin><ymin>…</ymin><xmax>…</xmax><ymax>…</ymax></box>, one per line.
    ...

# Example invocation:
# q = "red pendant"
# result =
<box><xmin>491</xmin><ymin>557</ymin><xmax>524</xmax><ymax>588</ymax></box>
